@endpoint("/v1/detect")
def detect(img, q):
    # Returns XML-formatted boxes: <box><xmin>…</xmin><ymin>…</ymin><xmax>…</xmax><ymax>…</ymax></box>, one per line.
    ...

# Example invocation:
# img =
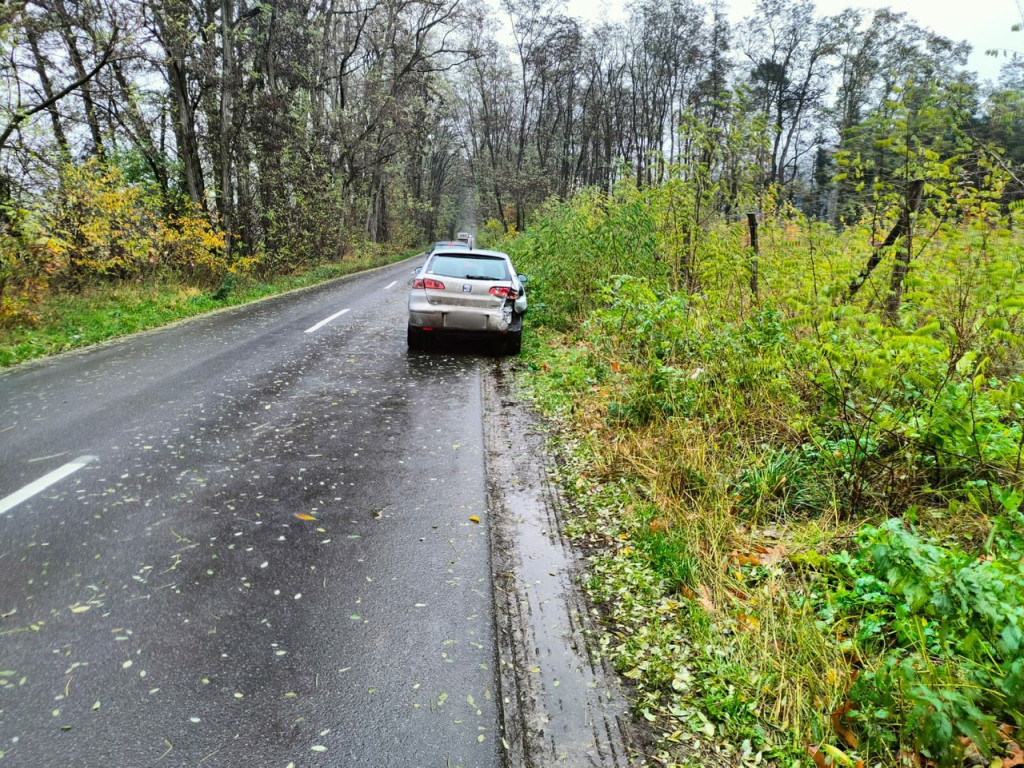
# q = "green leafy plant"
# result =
<box><xmin>818</xmin><ymin>509</ymin><xmax>1024</xmax><ymax>765</ymax></box>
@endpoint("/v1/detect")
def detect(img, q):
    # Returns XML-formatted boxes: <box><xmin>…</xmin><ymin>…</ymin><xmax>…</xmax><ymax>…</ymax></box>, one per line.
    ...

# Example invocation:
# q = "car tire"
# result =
<box><xmin>407</xmin><ymin>325</ymin><xmax>423</xmax><ymax>350</ymax></box>
<box><xmin>504</xmin><ymin>331</ymin><xmax>522</xmax><ymax>356</ymax></box>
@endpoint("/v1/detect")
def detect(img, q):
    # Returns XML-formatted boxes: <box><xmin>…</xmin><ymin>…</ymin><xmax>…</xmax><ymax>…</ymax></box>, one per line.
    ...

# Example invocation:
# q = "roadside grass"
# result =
<box><xmin>506</xmin><ymin>191</ymin><xmax>1024</xmax><ymax>766</ymax></box>
<box><xmin>0</xmin><ymin>248</ymin><xmax>418</xmax><ymax>368</ymax></box>
<box><xmin>521</xmin><ymin>329</ymin><xmax>847</xmax><ymax>765</ymax></box>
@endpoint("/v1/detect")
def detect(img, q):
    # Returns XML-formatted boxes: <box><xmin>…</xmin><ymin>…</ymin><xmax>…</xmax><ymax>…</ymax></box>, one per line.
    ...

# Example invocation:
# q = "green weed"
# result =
<box><xmin>815</xmin><ymin>502</ymin><xmax>1024</xmax><ymax>766</ymax></box>
<box><xmin>504</xmin><ymin>181</ymin><xmax>1024</xmax><ymax>766</ymax></box>
<box><xmin>0</xmin><ymin>248</ymin><xmax>416</xmax><ymax>367</ymax></box>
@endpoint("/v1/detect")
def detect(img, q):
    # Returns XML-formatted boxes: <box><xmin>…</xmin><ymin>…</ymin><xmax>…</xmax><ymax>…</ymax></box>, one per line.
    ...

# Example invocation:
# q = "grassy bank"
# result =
<box><xmin>0</xmin><ymin>248</ymin><xmax>417</xmax><ymax>368</ymax></box>
<box><xmin>502</xmin><ymin>187</ymin><xmax>1024</xmax><ymax>767</ymax></box>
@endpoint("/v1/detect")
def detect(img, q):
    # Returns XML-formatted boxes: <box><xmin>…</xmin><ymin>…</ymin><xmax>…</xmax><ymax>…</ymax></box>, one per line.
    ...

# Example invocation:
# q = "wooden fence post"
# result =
<box><xmin>747</xmin><ymin>212</ymin><xmax>759</xmax><ymax>303</ymax></box>
<box><xmin>883</xmin><ymin>179</ymin><xmax>925</xmax><ymax>321</ymax></box>
<box><xmin>847</xmin><ymin>179</ymin><xmax>925</xmax><ymax>303</ymax></box>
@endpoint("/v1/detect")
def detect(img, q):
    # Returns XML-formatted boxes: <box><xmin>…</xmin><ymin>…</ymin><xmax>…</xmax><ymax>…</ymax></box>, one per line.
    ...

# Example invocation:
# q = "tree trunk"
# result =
<box><xmin>847</xmin><ymin>179</ymin><xmax>924</xmax><ymax>301</ymax></box>
<box><xmin>167</xmin><ymin>59</ymin><xmax>206</xmax><ymax>207</ymax></box>
<box><xmin>26</xmin><ymin>25</ymin><xmax>71</xmax><ymax>161</ymax></box>
<box><xmin>747</xmin><ymin>211</ymin><xmax>760</xmax><ymax>303</ymax></box>
<box><xmin>884</xmin><ymin>179</ymin><xmax>925</xmax><ymax>321</ymax></box>
<box><xmin>53</xmin><ymin>0</ymin><xmax>105</xmax><ymax>159</ymax></box>
<box><xmin>220</xmin><ymin>0</ymin><xmax>236</xmax><ymax>257</ymax></box>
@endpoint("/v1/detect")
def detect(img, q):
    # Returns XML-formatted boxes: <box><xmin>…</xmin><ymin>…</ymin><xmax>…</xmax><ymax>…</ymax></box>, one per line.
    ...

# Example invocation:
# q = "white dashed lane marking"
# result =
<box><xmin>384</xmin><ymin>280</ymin><xmax>397</xmax><ymax>290</ymax></box>
<box><xmin>305</xmin><ymin>308</ymin><xmax>350</xmax><ymax>334</ymax></box>
<box><xmin>0</xmin><ymin>455</ymin><xmax>97</xmax><ymax>515</ymax></box>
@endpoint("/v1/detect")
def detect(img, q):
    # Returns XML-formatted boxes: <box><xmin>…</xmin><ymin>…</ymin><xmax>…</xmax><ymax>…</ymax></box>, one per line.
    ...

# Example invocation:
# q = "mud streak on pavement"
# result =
<box><xmin>484</xmin><ymin>363</ymin><xmax>647</xmax><ymax>767</ymax></box>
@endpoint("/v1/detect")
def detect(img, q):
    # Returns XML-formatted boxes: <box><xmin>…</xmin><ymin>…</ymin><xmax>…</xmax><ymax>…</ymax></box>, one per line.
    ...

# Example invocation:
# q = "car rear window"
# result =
<box><xmin>428</xmin><ymin>255</ymin><xmax>510</xmax><ymax>280</ymax></box>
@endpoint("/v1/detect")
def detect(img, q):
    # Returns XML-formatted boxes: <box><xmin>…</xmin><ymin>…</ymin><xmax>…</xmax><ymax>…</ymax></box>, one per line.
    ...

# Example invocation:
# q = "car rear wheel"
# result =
<box><xmin>407</xmin><ymin>325</ymin><xmax>423</xmax><ymax>350</ymax></box>
<box><xmin>504</xmin><ymin>331</ymin><xmax>522</xmax><ymax>355</ymax></box>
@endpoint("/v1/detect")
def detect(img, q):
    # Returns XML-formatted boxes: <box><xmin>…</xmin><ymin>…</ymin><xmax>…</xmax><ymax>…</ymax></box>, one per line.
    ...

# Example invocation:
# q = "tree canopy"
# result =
<box><xmin>0</xmin><ymin>0</ymin><xmax>1021</xmax><ymax>301</ymax></box>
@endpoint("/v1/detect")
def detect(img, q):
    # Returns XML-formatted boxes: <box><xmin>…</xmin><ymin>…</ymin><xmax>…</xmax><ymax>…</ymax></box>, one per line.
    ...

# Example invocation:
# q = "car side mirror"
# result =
<box><xmin>517</xmin><ymin>274</ymin><xmax>528</xmax><ymax>284</ymax></box>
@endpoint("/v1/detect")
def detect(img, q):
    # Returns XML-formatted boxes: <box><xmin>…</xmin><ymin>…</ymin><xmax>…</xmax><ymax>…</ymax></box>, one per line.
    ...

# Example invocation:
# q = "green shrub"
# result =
<box><xmin>816</xmin><ymin>495</ymin><xmax>1024</xmax><ymax>765</ymax></box>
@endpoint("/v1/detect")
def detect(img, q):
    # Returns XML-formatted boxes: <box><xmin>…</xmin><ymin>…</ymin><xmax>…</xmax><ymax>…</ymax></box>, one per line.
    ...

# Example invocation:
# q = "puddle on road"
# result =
<box><xmin>509</xmin><ymin>482</ymin><xmax>625</xmax><ymax>763</ymax></box>
<box><xmin>484</xmin><ymin>367</ymin><xmax>645</xmax><ymax>767</ymax></box>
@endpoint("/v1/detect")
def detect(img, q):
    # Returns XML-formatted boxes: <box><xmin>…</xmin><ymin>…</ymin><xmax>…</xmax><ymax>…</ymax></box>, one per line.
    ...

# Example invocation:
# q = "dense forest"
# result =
<box><xmin>2</xmin><ymin>0</ymin><xmax>1024</xmax><ymax>319</ymax></box>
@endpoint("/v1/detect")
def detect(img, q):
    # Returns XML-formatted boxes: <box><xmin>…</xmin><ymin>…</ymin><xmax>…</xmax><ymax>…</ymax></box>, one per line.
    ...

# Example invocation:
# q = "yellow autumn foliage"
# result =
<box><xmin>156</xmin><ymin>213</ymin><xmax>227</xmax><ymax>286</ymax></box>
<box><xmin>2</xmin><ymin>159</ymin><xmax>230</xmax><ymax>323</ymax></box>
<box><xmin>46</xmin><ymin>158</ymin><xmax>226</xmax><ymax>287</ymax></box>
<box><xmin>0</xmin><ymin>203</ymin><xmax>62</xmax><ymax>326</ymax></box>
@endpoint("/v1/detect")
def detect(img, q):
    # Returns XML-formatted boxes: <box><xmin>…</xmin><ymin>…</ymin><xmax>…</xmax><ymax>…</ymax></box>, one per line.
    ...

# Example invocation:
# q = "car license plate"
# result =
<box><xmin>444</xmin><ymin>312</ymin><xmax>487</xmax><ymax>330</ymax></box>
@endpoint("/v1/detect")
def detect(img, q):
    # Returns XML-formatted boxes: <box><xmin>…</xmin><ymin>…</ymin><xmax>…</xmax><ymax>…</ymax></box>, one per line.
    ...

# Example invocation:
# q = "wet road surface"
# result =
<box><xmin>0</xmin><ymin>259</ymin><xmax>501</xmax><ymax>767</ymax></box>
<box><xmin>484</xmin><ymin>371</ymin><xmax>644</xmax><ymax>768</ymax></box>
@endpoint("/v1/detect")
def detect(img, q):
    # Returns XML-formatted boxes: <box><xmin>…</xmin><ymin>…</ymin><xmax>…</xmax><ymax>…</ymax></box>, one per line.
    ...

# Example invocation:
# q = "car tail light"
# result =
<box><xmin>488</xmin><ymin>286</ymin><xmax>518</xmax><ymax>299</ymax></box>
<box><xmin>414</xmin><ymin>277</ymin><xmax>445</xmax><ymax>290</ymax></box>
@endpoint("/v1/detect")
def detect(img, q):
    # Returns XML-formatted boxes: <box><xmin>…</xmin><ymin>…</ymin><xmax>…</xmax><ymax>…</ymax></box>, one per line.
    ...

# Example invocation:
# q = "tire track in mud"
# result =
<box><xmin>483</xmin><ymin>363</ymin><xmax>649</xmax><ymax>767</ymax></box>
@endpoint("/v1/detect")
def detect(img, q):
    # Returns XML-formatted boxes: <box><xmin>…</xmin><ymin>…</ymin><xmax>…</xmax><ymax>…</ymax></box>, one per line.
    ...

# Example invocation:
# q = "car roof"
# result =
<box><xmin>467</xmin><ymin>249</ymin><xmax>509</xmax><ymax>258</ymax></box>
<box><xmin>427</xmin><ymin>248</ymin><xmax>512</xmax><ymax>263</ymax></box>
<box><xmin>421</xmin><ymin>249</ymin><xmax>521</xmax><ymax>281</ymax></box>
<box><xmin>430</xmin><ymin>247</ymin><xmax>502</xmax><ymax>255</ymax></box>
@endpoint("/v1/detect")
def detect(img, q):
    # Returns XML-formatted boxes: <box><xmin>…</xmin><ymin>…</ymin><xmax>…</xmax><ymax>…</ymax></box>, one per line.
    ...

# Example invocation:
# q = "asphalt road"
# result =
<box><xmin>0</xmin><ymin>257</ymin><xmax>502</xmax><ymax>767</ymax></box>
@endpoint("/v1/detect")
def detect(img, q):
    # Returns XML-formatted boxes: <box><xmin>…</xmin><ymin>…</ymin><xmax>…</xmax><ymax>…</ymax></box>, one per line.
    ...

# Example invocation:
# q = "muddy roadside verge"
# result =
<box><xmin>483</xmin><ymin>362</ymin><xmax>650</xmax><ymax>767</ymax></box>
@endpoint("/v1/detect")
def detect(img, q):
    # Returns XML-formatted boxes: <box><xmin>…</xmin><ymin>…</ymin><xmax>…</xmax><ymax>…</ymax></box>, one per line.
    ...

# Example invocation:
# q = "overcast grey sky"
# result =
<box><xmin>563</xmin><ymin>0</ymin><xmax>1021</xmax><ymax>84</ymax></box>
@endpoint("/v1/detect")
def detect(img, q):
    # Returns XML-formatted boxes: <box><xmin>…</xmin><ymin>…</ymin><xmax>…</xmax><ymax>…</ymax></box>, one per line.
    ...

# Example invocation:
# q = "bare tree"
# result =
<box><xmin>739</xmin><ymin>0</ymin><xmax>837</xmax><ymax>188</ymax></box>
<box><xmin>0</xmin><ymin>1</ymin><xmax>119</xmax><ymax>201</ymax></box>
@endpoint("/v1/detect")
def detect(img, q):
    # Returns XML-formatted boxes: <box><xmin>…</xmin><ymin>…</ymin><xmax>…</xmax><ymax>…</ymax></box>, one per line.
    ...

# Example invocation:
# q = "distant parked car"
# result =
<box><xmin>407</xmin><ymin>247</ymin><xmax>527</xmax><ymax>355</ymax></box>
<box><xmin>455</xmin><ymin>231</ymin><xmax>473</xmax><ymax>247</ymax></box>
<box><xmin>427</xmin><ymin>240</ymin><xmax>469</xmax><ymax>255</ymax></box>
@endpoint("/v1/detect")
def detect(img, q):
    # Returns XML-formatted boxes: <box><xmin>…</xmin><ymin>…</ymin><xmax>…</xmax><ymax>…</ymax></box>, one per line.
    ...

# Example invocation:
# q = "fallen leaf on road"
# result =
<box><xmin>469</xmin><ymin>516</ymin><xmax>480</xmax><ymax>523</ymax></box>
<box><xmin>295</xmin><ymin>513</ymin><xmax>316</xmax><ymax>521</ymax></box>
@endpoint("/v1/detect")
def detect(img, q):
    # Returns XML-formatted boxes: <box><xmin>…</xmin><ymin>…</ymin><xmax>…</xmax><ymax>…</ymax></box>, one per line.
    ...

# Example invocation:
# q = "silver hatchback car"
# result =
<box><xmin>407</xmin><ymin>248</ymin><xmax>527</xmax><ymax>354</ymax></box>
